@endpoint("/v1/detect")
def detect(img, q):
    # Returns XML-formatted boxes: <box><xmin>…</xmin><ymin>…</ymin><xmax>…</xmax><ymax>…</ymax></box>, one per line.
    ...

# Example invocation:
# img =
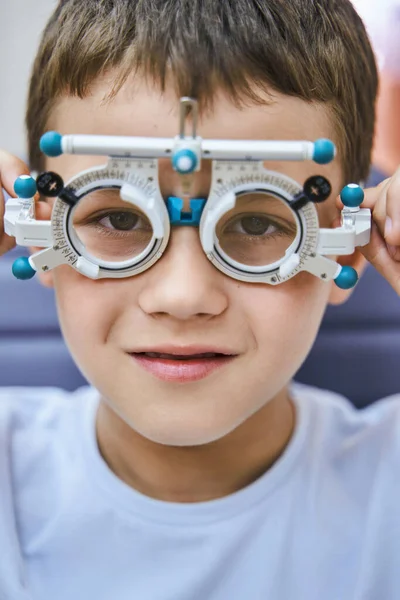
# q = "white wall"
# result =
<box><xmin>352</xmin><ymin>0</ymin><xmax>400</xmax><ymax>77</ymax></box>
<box><xmin>0</xmin><ymin>0</ymin><xmax>57</xmax><ymax>159</ymax></box>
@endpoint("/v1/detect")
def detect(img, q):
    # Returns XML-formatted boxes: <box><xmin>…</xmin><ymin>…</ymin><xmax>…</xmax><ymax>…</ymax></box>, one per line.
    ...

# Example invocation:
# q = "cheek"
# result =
<box><xmin>239</xmin><ymin>271</ymin><xmax>331</xmax><ymax>359</ymax></box>
<box><xmin>52</xmin><ymin>267</ymin><xmax>120</xmax><ymax>351</ymax></box>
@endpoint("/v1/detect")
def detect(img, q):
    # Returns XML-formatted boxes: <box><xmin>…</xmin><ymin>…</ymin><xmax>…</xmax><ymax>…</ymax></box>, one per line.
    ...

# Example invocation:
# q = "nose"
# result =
<box><xmin>138</xmin><ymin>226</ymin><xmax>229</xmax><ymax>322</ymax></box>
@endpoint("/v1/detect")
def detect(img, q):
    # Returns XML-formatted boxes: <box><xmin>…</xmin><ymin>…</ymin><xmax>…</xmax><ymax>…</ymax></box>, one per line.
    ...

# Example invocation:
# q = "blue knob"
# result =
<box><xmin>14</xmin><ymin>175</ymin><xmax>37</xmax><ymax>199</ymax></box>
<box><xmin>172</xmin><ymin>149</ymin><xmax>198</xmax><ymax>174</ymax></box>
<box><xmin>40</xmin><ymin>131</ymin><xmax>63</xmax><ymax>157</ymax></box>
<box><xmin>313</xmin><ymin>139</ymin><xmax>336</xmax><ymax>165</ymax></box>
<box><xmin>340</xmin><ymin>184</ymin><xmax>364</xmax><ymax>208</ymax></box>
<box><xmin>12</xmin><ymin>257</ymin><xmax>36</xmax><ymax>280</ymax></box>
<box><xmin>334</xmin><ymin>266</ymin><xmax>358</xmax><ymax>289</ymax></box>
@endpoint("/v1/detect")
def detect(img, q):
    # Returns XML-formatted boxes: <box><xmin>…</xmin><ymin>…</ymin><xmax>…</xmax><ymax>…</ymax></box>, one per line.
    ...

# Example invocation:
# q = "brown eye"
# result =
<box><xmin>240</xmin><ymin>216</ymin><xmax>273</xmax><ymax>236</ymax></box>
<box><xmin>107</xmin><ymin>212</ymin><xmax>139</xmax><ymax>231</ymax></box>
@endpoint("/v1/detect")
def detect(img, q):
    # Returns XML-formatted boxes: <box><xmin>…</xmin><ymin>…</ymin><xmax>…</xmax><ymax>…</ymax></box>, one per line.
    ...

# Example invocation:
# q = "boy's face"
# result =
<box><xmin>36</xmin><ymin>75</ymin><xmax>365</xmax><ymax>446</ymax></box>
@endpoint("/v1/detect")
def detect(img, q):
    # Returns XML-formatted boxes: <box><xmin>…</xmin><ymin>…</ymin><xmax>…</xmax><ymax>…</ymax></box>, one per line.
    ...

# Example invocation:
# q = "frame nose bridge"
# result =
<box><xmin>167</xmin><ymin>196</ymin><xmax>208</xmax><ymax>228</ymax></box>
<box><xmin>156</xmin><ymin>153</ymin><xmax>214</xmax><ymax>210</ymax></box>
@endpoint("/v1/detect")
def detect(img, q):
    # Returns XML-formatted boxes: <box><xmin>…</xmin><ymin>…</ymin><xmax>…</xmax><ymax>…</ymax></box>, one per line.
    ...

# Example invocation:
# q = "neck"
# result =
<box><xmin>95</xmin><ymin>387</ymin><xmax>296</xmax><ymax>503</ymax></box>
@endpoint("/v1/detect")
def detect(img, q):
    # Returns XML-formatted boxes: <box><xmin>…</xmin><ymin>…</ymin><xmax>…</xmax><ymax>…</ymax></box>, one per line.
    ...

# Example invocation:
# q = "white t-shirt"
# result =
<box><xmin>0</xmin><ymin>381</ymin><xmax>399</xmax><ymax>600</ymax></box>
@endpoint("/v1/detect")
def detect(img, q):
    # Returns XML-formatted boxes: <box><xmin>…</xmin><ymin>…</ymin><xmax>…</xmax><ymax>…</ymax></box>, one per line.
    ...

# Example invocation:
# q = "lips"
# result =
<box><xmin>128</xmin><ymin>345</ymin><xmax>238</xmax><ymax>382</ymax></box>
<box><xmin>137</xmin><ymin>352</ymin><xmax>226</xmax><ymax>360</ymax></box>
<box><xmin>129</xmin><ymin>345</ymin><xmax>237</xmax><ymax>358</ymax></box>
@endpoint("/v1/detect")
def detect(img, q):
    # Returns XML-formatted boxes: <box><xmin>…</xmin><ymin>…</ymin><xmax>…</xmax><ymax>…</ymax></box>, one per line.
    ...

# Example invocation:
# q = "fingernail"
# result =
<box><xmin>385</xmin><ymin>217</ymin><xmax>393</xmax><ymax>238</ymax></box>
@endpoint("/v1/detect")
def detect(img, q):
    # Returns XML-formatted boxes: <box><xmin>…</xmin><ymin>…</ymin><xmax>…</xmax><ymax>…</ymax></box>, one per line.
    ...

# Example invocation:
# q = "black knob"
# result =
<box><xmin>291</xmin><ymin>175</ymin><xmax>332</xmax><ymax>212</ymax></box>
<box><xmin>36</xmin><ymin>171</ymin><xmax>64</xmax><ymax>197</ymax></box>
<box><xmin>303</xmin><ymin>176</ymin><xmax>332</xmax><ymax>203</ymax></box>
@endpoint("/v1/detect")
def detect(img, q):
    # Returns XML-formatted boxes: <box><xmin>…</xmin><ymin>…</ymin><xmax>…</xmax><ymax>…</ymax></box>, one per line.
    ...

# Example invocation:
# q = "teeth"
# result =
<box><xmin>143</xmin><ymin>352</ymin><xmax>220</xmax><ymax>359</ymax></box>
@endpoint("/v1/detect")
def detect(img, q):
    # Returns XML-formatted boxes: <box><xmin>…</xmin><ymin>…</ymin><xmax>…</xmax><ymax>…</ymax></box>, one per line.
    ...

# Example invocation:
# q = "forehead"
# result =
<box><xmin>51</xmin><ymin>73</ymin><xmax>338</xmax><ymax>142</ymax></box>
<box><xmin>46</xmin><ymin>74</ymin><xmax>342</xmax><ymax>223</ymax></box>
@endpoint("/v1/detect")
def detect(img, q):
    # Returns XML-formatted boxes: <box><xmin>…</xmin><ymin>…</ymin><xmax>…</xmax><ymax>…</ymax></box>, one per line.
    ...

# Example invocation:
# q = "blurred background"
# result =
<box><xmin>0</xmin><ymin>0</ymin><xmax>57</xmax><ymax>157</ymax></box>
<box><xmin>0</xmin><ymin>0</ymin><xmax>399</xmax><ymax>406</ymax></box>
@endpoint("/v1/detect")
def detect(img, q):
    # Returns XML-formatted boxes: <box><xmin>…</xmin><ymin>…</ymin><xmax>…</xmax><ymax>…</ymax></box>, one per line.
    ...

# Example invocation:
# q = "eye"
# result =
<box><xmin>98</xmin><ymin>211</ymin><xmax>140</xmax><ymax>231</ymax></box>
<box><xmin>223</xmin><ymin>213</ymin><xmax>288</xmax><ymax>238</ymax></box>
<box><xmin>235</xmin><ymin>215</ymin><xmax>279</xmax><ymax>236</ymax></box>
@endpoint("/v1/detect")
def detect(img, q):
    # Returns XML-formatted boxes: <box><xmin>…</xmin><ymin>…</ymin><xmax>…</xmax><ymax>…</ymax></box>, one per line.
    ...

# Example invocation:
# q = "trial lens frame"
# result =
<box><xmin>5</xmin><ymin>97</ymin><xmax>371</xmax><ymax>289</ymax></box>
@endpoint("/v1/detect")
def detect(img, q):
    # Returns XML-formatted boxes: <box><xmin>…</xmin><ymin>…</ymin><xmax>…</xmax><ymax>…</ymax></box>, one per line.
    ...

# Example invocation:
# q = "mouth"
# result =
<box><xmin>129</xmin><ymin>348</ymin><xmax>238</xmax><ymax>383</ymax></box>
<box><xmin>135</xmin><ymin>352</ymin><xmax>231</xmax><ymax>360</ymax></box>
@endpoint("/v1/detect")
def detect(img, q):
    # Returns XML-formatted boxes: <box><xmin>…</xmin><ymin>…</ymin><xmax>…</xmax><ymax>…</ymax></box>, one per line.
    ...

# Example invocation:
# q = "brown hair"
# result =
<box><xmin>26</xmin><ymin>0</ymin><xmax>378</xmax><ymax>184</ymax></box>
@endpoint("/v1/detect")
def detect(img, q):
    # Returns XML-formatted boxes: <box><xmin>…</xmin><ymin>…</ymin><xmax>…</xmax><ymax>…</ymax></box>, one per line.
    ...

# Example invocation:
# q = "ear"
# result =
<box><xmin>328</xmin><ymin>250</ymin><xmax>369</xmax><ymax>306</ymax></box>
<box><xmin>28</xmin><ymin>199</ymin><xmax>55</xmax><ymax>288</ymax></box>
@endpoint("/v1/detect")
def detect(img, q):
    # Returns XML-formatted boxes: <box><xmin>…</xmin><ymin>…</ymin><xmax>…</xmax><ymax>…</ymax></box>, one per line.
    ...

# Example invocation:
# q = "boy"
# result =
<box><xmin>0</xmin><ymin>1</ymin><xmax>400</xmax><ymax>598</ymax></box>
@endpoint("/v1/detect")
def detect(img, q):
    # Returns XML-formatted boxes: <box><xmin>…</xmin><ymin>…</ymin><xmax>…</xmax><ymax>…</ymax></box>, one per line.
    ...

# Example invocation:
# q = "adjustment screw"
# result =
<box><xmin>12</xmin><ymin>257</ymin><xmax>36</xmax><ymax>280</ymax></box>
<box><xmin>340</xmin><ymin>184</ymin><xmax>364</xmax><ymax>208</ymax></box>
<box><xmin>36</xmin><ymin>171</ymin><xmax>65</xmax><ymax>197</ymax></box>
<box><xmin>14</xmin><ymin>175</ymin><xmax>37</xmax><ymax>199</ymax></box>
<box><xmin>334</xmin><ymin>266</ymin><xmax>358</xmax><ymax>289</ymax></box>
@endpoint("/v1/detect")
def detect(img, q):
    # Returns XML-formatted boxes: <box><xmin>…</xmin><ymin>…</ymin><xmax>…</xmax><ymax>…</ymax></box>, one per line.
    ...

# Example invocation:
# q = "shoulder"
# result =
<box><xmin>290</xmin><ymin>383</ymin><xmax>400</xmax><ymax>585</ymax></box>
<box><xmin>0</xmin><ymin>385</ymin><xmax>99</xmax><ymax>539</ymax></box>
<box><xmin>292</xmin><ymin>380</ymin><xmax>400</xmax><ymax>445</ymax></box>
<box><xmin>0</xmin><ymin>385</ymin><xmax>97</xmax><ymax>436</ymax></box>
<box><xmin>291</xmin><ymin>380</ymin><xmax>400</xmax><ymax>480</ymax></box>
<box><xmin>0</xmin><ymin>384</ymin><xmax>99</xmax><ymax>478</ymax></box>
<box><xmin>0</xmin><ymin>385</ymin><xmax>99</xmax><ymax>587</ymax></box>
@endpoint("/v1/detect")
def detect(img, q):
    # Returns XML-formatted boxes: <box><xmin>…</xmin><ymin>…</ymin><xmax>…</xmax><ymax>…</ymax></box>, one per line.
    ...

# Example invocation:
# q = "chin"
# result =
<box><xmin>122</xmin><ymin>407</ymin><xmax>242</xmax><ymax>447</ymax></box>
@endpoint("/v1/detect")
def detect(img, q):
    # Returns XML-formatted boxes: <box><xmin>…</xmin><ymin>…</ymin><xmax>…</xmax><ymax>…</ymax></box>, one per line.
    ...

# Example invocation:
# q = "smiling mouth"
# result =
<box><xmin>135</xmin><ymin>352</ymin><xmax>231</xmax><ymax>360</ymax></box>
<box><xmin>130</xmin><ymin>351</ymin><xmax>237</xmax><ymax>383</ymax></box>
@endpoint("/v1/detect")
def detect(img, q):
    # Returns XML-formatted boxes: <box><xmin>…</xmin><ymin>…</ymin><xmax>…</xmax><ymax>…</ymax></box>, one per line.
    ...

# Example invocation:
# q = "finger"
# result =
<box><xmin>360</xmin><ymin>220</ymin><xmax>400</xmax><ymax>294</ymax></box>
<box><xmin>369</xmin><ymin>179</ymin><xmax>391</xmax><ymax>241</ymax></box>
<box><xmin>335</xmin><ymin>177</ymin><xmax>392</xmax><ymax>212</ymax></box>
<box><xmin>335</xmin><ymin>178</ymin><xmax>396</xmax><ymax>246</ymax></box>
<box><xmin>382</xmin><ymin>166</ymin><xmax>400</xmax><ymax>246</ymax></box>
<box><xmin>34</xmin><ymin>200</ymin><xmax>53</xmax><ymax>222</ymax></box>
<box><xmin>0</xmin><ymin>150</ymin><xmax>31</xmax><ymax>199</ymax></box>
<box><xmin>0</xmin><ymin>151</ymin><xmax>33</xmax><ymax>255</ymax></box>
